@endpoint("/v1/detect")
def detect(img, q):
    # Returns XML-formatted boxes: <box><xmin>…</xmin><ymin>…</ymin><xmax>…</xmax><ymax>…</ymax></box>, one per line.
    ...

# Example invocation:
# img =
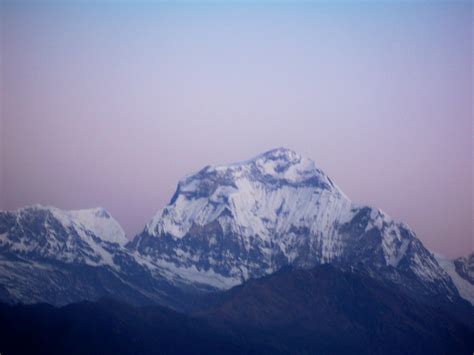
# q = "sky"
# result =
<box><xmin>0</xmin><ymin>0</ymin><xmax>472</xmax><ymax>258</ymax></box>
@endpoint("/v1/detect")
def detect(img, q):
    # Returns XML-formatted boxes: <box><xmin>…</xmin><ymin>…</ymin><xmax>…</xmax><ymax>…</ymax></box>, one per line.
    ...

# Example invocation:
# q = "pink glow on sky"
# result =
<box><xmin>0</xmin><ymin>1</ymin><xmax>472</xmax><ymax>258</ymax></box>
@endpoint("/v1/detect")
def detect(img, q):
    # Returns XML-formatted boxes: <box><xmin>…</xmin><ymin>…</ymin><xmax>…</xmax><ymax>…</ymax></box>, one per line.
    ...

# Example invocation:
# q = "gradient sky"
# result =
<box><xmin>0</xmin><ymin>0</ymin><xmax>472</xmax><ymax>258</ymax></box>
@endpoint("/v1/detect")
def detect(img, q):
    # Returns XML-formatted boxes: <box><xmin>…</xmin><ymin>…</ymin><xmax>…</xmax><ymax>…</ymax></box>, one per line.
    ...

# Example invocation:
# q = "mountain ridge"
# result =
<box><xmin>0</xmin><ymin>148</ymin><xmax>472</xmax><ymax>309</ymax></box>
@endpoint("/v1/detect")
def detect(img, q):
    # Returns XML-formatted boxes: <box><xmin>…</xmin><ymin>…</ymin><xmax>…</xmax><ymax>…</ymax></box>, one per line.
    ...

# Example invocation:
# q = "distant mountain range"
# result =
<box><xmin>0</xmin><ymin>148</ymin><xmax>473</xmax><ymax>353</ymax></box>
<box><xmin>1</xmin><ymin>148</ymin><xmax>472</xmax><ymax>308</ymax></box>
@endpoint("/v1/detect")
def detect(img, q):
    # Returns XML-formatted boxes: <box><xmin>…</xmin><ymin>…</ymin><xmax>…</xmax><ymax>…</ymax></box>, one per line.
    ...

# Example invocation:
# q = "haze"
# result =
<box><xmin>0</xmin><ymin>1</ymin><xmax>472</xmax><ymax>258</ymax></box>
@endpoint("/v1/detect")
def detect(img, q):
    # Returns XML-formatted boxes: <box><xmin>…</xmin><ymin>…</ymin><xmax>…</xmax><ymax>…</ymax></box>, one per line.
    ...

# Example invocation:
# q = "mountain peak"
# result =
<box><xmin>137</xmin><ymin>148</ymin><xmax>456</xmax><ymax>299</ymax></box>
<box><xmin>165</xmin><ymin>149</ymin><xmax>341</xmax><ymax>217</ymax></box>
<box><xmin>257</xmin><ymin>147</ymin><xmax>301</xmax><ymax>161</ymax></box>
<box><xmin>3</xmin><ymin>205</ymin><xmax>127</xmax><ymax>246</ymax></box>
<box><xmin>250</xmin><ymin>147</ymin><xmax>321</xmax><ymax>183</ymax></box>
<box><xmin>144</xmin><ymin>148</ymin><xmax>348</xmax><ymax>258</ymax></box>
<box><xmin>191</xmin><ymin>148</ymin><xmax>333</xmax><ymax>190</ymax></box>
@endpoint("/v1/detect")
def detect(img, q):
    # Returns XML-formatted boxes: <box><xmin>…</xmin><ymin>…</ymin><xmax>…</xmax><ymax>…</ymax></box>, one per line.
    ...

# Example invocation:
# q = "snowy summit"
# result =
<box><xmin>131</xmin><ymin>148</ymin><xmax>456</xmax><ymax>297</ymax></box>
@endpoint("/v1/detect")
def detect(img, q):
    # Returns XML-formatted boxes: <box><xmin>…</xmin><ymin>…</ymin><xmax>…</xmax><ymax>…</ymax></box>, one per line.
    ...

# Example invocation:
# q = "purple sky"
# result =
<box><xmin>0</xmin><ymin>1</ymin><xmax>472</xmax><ymax>258</ymax></box>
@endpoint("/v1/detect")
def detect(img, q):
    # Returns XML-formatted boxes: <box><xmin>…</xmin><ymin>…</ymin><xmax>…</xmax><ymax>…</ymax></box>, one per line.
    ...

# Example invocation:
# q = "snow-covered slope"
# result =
<box><xmin>0</xmin><ymin>205</ymin><xmax>180</xmax><ymax>307</ymax></box>
<box><xmin>436</xmin><ymin>253</ymin><xmax>474</xmax><ymax>306</ymax></box>
<box><xmin>130</xmin><ymin>148</ymin><xmax>457</xmax><ymax>298</ymax></box>
<box><xmin>0</xmin><ymin>205</ymin><xmax>127</xmax><ymax>267</ymax></box>
<box><xmin>65</xmin><ymin>208</ymin><xmax>128</xmax><ymax>245</ymax></box>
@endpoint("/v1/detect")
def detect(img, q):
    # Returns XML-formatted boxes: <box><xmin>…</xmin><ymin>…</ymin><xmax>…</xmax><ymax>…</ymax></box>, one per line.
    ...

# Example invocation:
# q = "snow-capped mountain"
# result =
<box><xmin>0</xmin><ymin>148</ymin><xmax>469</xmax><ymax>309</ymax></box>
<box><xmin>0</xmin><ymin>205</ymin><xmax>127</xmax><ymax>266</ymax></box>
<box><xmin>0</xmin><ymin>205</ymin><xmax>184</xmax><ymax>307</ymax></box>
<box><xmin>130</xmin><ymin>148</ymin><xmax>458</xmax><ymax>300</ymax></box>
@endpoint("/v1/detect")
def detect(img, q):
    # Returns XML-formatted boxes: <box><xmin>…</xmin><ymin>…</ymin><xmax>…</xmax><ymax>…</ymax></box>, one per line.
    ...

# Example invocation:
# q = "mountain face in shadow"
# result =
<box><xmin>196</xmin><ymin>264</ymin><xmax>474</xmax><ymax>354</ymax></box>
<box><xmin>0</xmin><ymin>264</ymin><xmax>472</xmax><ymax>355</ymax></box>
